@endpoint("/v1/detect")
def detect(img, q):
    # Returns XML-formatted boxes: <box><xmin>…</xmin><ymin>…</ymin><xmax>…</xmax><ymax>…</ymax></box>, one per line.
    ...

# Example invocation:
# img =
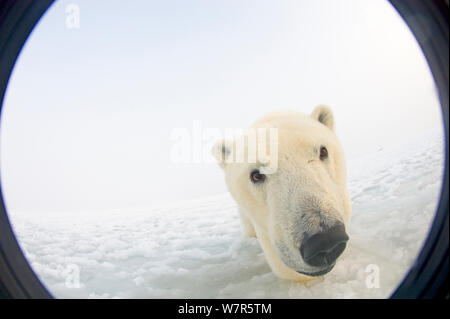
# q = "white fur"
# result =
<box><xmin>212</xmin><ymin>105</ymin><xmax>351</xmax><ymax>282</ymax></box>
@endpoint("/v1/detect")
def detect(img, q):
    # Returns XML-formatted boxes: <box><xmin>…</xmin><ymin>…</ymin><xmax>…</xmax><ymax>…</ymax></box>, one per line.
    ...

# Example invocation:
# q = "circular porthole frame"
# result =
<box><xmin>0</xmin><ymin>0</ymin><xmax>448</xmax><ymax>299</ymax></box>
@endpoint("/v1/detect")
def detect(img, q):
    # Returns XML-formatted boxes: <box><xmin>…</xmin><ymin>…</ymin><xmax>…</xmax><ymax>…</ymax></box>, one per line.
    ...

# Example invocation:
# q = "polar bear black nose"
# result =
<box><xmin>300</xmin><ymin>223</ymin><xmax>349</xmax><ymax>267</ymax></box>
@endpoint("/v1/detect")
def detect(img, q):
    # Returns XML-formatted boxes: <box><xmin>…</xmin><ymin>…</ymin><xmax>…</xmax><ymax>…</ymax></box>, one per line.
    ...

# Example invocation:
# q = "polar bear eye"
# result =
<box><xmin>250</xmin><ymin>170</ymin><xmax>266</xmax><ymax>183</ymax></box>
<box><xmin>320</xmin><ymin>146</ymin><xmax>328</xmax><ymax>160</ymax></box>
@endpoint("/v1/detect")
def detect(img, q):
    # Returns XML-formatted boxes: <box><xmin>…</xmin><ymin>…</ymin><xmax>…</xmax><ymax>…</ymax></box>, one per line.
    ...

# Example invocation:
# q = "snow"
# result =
<box><xmin>8</xmin><ymin>130</ymin><xmax>445</xmax><ymax>299</ymax></box>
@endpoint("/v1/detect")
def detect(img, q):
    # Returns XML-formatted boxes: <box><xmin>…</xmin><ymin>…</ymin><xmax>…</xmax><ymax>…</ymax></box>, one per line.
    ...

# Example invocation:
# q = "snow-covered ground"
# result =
<box><xmin>8</xmin><ymin>129</ymin><xmax>445</xmax><ymax>298</ymax></box>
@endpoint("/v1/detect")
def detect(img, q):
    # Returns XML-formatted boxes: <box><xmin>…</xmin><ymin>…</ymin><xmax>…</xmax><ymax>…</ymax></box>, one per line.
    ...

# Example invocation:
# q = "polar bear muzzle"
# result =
<box><xmin>299</xmin><ymin>222</ymin><xmax>348</xmax><ymax>269</ymax></box>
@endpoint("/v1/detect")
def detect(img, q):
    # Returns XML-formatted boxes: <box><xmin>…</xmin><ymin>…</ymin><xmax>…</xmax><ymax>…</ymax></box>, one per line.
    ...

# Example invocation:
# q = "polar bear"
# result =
<box><xmin>212</xmin><ymin>105</ymin><xmax>351</xmax><ymax>282</ymax></box>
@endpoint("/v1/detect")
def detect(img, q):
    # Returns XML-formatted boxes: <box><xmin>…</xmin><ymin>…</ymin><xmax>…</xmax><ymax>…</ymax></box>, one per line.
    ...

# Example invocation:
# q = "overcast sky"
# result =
<box><xmin>0</xmin><ymin>0</ymin><xmax>443</xmax><ymax>212</ymax></box>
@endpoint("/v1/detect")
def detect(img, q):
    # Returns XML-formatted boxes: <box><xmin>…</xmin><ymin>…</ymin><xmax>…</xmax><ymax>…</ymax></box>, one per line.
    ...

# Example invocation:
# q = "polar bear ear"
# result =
<box><xmin>211</xmin><ymin>139</ymin><xmax>233</xmax><ymax>168</ymax></box>
<box><xmin>311</xmin><ymin>104</ymin><xmax>335</xmax><ymax>131</ymax></box>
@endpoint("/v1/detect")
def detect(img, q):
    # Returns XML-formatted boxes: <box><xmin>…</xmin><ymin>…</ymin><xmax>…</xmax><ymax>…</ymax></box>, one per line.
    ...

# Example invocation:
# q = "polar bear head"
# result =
<box><xmin>212</xmin><ymin>105</ymin><xmax>351</xmax><ymax>281</ymax></box>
